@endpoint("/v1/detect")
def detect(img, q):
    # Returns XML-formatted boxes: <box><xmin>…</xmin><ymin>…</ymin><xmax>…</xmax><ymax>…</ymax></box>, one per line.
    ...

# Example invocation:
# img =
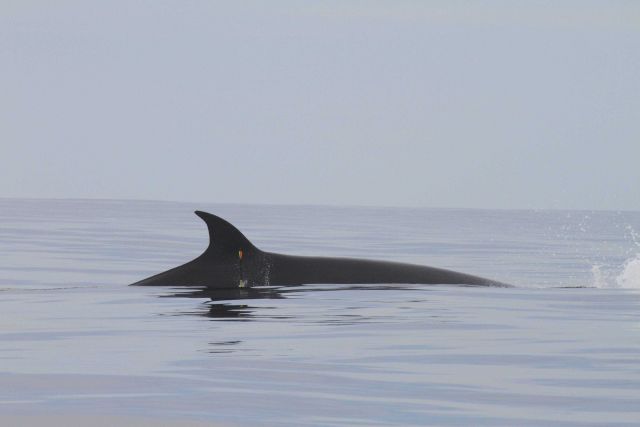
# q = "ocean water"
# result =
<box><xmin>1</xmin><ymin>198</ymin><xmax>639</xmax><ymax>426</ymax></box>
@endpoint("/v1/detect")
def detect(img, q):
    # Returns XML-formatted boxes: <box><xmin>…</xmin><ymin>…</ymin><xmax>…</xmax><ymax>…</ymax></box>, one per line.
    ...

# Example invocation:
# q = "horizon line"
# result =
<box><xmin>1</xmin><ymin>195</ymin><xmax>638</xmax><ymax>215</ymax></box>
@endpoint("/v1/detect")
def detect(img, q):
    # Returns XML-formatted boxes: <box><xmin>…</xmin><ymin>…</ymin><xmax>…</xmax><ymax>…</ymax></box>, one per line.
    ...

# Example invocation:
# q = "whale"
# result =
<box><xmin>130</xmin><ymin>211</ymin><xmax>509</xmax><ymax>288</ymax></box>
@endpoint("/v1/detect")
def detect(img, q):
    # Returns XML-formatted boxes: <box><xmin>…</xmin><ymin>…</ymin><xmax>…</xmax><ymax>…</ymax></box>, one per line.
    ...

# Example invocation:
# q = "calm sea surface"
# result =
<box><xmin>1</xmin><ymin>199</ymin><xmax>639</xmax><ymax>426</ymax></box>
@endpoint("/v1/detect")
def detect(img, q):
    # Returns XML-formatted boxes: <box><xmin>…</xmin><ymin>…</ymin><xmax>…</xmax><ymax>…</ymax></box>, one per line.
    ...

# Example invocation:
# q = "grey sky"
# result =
<box><xmin>2</xmin><ymin>1</ymin><xmax>638</xmax><ymax>210</ymax></box>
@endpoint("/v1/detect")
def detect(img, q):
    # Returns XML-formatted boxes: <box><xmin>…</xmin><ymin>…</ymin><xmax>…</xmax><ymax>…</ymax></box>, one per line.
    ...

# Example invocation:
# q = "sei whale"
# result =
<box><xmin>130</xmin><ymin>211</ymin><xmax>509</xmax><ymax>288</ymax></box>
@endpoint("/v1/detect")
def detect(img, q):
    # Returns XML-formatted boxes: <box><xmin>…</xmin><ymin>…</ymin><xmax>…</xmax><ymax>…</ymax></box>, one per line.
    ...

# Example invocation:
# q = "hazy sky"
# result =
<box><xmin>2</xmin><ymin>1</ymin><xmax>638</xmax><ymax>210</ymax></box>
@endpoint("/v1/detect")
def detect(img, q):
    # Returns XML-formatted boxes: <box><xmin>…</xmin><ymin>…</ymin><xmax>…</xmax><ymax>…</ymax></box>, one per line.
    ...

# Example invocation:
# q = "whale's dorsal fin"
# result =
<box><xmin>195</xmin><ymin>211</ymin><xmax>258</xmax><ymax>258</ymax></box>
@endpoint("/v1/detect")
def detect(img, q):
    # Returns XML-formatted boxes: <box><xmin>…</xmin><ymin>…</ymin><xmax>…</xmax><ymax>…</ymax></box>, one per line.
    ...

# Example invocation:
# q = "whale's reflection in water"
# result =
<box><xmin>159</xmin><ymin>284</ymin><xmax>421</xmax><ymax>320</ymax></box>
<box><xmin>160</xmin><ymin>286</ymin><xmax>286</xmax><ymax>319</ymax></box>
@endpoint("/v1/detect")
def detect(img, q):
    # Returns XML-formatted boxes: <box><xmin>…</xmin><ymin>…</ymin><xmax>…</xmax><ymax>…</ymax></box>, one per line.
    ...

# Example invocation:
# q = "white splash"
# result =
<box><xmin>615</xmin><ymin>253</ymin><xmax>640</xmax><ymax>289</ymax></box>
<box><xmin>590</xmin><ymin>264</ymin><xmax>608</xmax><ymax>288</ymax></box>
<box><xmin>591</xmin><ymin>254</ymin><xmax>640</xmax><ymax>289</ymax></box>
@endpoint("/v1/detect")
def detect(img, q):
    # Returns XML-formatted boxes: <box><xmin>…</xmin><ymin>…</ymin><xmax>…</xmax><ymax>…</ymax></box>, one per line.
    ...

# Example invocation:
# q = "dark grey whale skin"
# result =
<box><xmin>130</xmin><ymin>211</ymin><xmax>509</xmax><ymax>288</ymax></box>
